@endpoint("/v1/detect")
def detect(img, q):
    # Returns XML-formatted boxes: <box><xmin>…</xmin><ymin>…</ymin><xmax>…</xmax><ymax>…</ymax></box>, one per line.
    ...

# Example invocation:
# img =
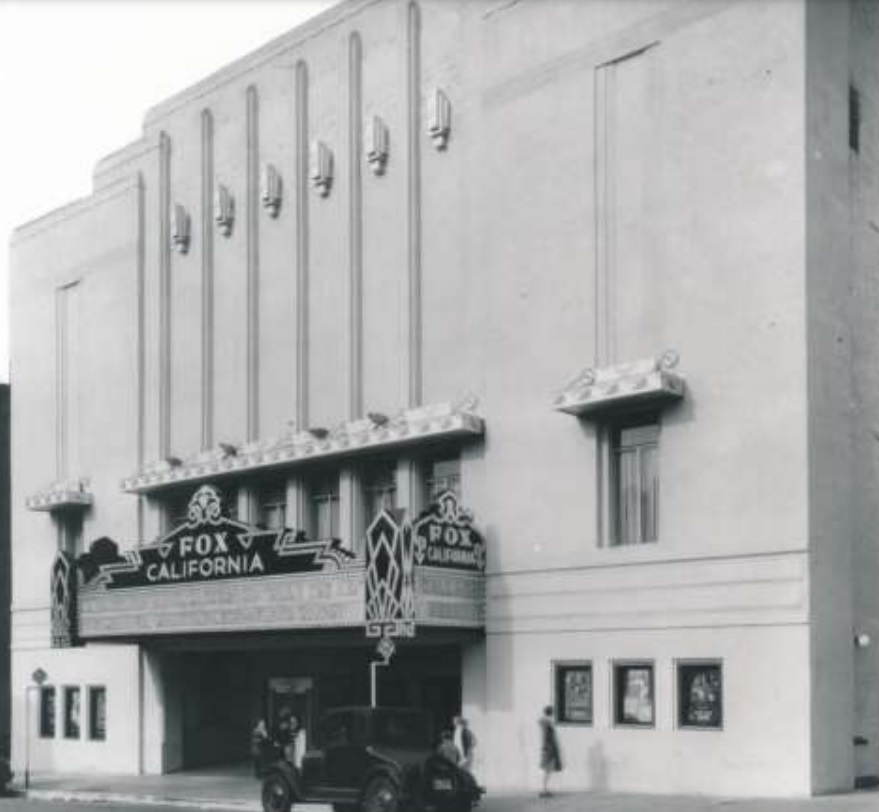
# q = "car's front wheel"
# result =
<box><xmin>361</xmin><ymin>775</ymin><xmax>401</xmax><ymax>812</ymax></box>
<box><xmin>261</xmin><ymin>773</ymin><xmax>293</xmax><ymax>812</ymax></box>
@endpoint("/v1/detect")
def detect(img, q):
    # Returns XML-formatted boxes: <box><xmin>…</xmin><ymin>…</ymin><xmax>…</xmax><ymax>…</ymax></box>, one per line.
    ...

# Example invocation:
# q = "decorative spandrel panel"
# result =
<box><xmin>50</xmin><ymin>551</ymin><xmax>78</xmax><ymax>648</ymax></box>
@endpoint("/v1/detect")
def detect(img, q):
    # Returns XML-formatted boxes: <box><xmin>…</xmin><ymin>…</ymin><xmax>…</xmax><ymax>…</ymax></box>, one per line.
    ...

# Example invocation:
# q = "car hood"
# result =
<box><xmin>366</xmin><ymin>745</ymin><xmax>433</xmax><ymax>768</ymax></box>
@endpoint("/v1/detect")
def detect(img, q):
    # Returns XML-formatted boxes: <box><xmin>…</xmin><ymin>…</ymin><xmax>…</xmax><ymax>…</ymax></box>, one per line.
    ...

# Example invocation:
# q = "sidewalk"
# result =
<box><xmin>14</xmin><ymin>767</ymin><xmax>879</xmax><ymax>812</ymax></box>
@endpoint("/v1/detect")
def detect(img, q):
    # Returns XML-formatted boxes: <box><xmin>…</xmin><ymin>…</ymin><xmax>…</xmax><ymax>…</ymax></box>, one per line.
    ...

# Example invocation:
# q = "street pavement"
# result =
<box><xmin>6</xmin><ymin>793</ymin><xmax>879</xmax><ymax>812</ymax></box>
<box><xmin>8</xmin><ymin>771</ymin><xmax>879</xmax><ymax>812</ymax></box>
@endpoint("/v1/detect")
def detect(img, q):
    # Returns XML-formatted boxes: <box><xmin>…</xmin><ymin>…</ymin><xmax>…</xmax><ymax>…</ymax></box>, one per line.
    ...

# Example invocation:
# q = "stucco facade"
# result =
<box><xmin>7</xmin><ymin>0</ymin><xmax>879</xmax><ymax>797</ymax></box>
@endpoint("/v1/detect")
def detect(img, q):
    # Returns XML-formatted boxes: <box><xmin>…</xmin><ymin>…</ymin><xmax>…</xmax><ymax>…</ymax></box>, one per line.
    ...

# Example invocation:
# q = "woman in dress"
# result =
<box><xmin>538</xmin><ymin>705</ymin><xmax>562</xmax><ymax>798</ymax></box>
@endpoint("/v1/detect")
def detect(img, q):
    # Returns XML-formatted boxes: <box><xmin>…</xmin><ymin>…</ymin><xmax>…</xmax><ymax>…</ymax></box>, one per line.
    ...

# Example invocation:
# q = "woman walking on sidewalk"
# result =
<box><xmin>538</xmin><ymin>705</ymin><xmax>562</xmax><ymax>798</ymax></box>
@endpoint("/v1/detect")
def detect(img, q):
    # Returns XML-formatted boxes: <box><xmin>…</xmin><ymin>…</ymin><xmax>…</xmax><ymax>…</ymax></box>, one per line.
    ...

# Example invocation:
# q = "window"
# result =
<box><xmin>612</xmin><ymin>420</ymin><xmax>658</xmax><ymax>545</ymax></box>
<box><xmin>553</xmin><ymin>662</ymin><xmax>593</xmax><ymax>725</ymax></box>
<box><xmin>363</xmin><ymin>461</ymin><xmax>397</xmax><ymax>522</ymax></box>
<box><xmin>677</xmin><ymin>661</ymin><xmax>723</xmax><ymax>730</ymax></box>
<box><xmin>613</xmin><ymin>662</ymin><xmax>655</xmax><ymax>727</ymax></box>
<box><xmin>310</xmin><ymin>471</ymin><xmax>340</xmax><ymax>539</ymax></box>
<box><xmin>423</xmin><ymin>456</ymin><xmax>461</xmax><ymax>505</ymax></box>
<box><xmin>257</xmin><ymin>479</ymin><xmax>287</xmax><ymax>530</ymax></box>
<box><xmin>163</xmin><ymin>490</ymin><xmax>191</xmax><ymax>533</ymax></box>
<box><xmin>39</xmin><ymin>686</ymin><xmax>56</xmax><ymax>738</ymax></box>
<box><xmin>63</xmin><ymin>686</ymin><xmax>81</xmax><ymax>739</ymax></box>
<box><xmin>88</xmin><ymin>686</ymin><xmax>107</xmax><ymax>741</ymax></box>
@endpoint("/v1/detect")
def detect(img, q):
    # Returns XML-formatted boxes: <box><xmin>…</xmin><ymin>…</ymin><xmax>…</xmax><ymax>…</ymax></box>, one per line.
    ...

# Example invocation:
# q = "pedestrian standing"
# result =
<box><xmin>250</xmin><ymin>718</ymin><xmax>270</xmax><ymax>777</ymax></box>
<box><xmin>287</xmin><ymin>714</ymin><xmax>307</xmax><ymax>769</ymax></box>
<box><xmin>538</xmin><ymin>705</ymin><xmax>562</xmax><ymax>798</ymax></box>
<box><xmin>438</xmin><ymin>729</ymin><xmax>462</xmax><ymax>764</ymax></box>
<box><xmin>453</xmin><ymin>716</ymin><xmax>477</xmax><ymax>771</ymax></box>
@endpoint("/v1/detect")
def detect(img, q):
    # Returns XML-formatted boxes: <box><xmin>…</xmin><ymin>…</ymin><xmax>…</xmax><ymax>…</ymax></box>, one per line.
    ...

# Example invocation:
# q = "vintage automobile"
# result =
<box><xmin>260</xmin><ymin>706</ymin><xmax>483</xmax><ymax>812</ymax></box>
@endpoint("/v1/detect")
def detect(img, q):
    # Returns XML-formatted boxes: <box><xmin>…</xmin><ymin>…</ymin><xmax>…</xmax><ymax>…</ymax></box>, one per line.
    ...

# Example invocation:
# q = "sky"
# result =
<box><xmin>0</xmin><ymin>0</ymin><xmax>340</xmax><ymax>385</ymax></box>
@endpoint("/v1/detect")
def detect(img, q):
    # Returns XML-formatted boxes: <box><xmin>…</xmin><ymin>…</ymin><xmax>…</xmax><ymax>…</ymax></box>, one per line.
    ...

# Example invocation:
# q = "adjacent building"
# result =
<box><xmin>1</xmin><ymin>384</ymin><xmax>10</xmax><ymax>758</ymax></box>
<box><xmin>8</xmin><ymin>0</ymin><xmax>879</xmax><ymax>797</ymax></box>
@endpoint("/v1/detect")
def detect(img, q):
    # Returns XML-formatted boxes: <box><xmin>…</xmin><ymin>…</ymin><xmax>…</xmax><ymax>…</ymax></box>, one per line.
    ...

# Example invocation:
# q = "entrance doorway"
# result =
<box><xmin>153</xmin><ymin>639</ymin><xmax>464</xmax><ymax>771</ymax></box>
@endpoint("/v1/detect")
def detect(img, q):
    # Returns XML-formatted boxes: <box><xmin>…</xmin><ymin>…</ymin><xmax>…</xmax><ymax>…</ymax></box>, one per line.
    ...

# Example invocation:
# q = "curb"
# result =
<box><xmin>25</xmin><ymin>789</ymin><xmax>263</xmax><ymax>811</ymax></box>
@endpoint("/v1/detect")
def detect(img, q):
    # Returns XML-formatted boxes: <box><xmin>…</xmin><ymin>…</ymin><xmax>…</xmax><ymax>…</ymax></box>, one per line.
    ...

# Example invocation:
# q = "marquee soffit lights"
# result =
<box><xmin>120</xmin><ymin>397</ymin><xmax>483</xmax><ymax>494</ymax></box>
<box><xmin>25</xmin><ymin>478</ymin><xmax>94</xmax><ymax>512</ymax></box>
<box><xmin>554</xmin><ymin>350</ymin><xmax>684</xmax><ymax>417</ymax></box>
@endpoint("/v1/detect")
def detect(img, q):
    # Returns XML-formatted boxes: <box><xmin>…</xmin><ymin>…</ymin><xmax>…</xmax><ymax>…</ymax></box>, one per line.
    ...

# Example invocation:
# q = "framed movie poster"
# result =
<box><xmin>64</xmin><ymin>685</ymin><xmax>81</xmax><ymax>739</ymax></box>
<box><xmin>678</xmin><ymin>661</ymin><xmax>723</xmax><ymax>729</ymax></box>
<box><xmin>614</xmin><ymin>662</ymin><xmax>654</xmax><ymax>726</ymax></box>
<box><xmin>39</xmin><ymin>686</ymin><xmax>56</xmax><ymax>738</ymax></box>
<box><xmin>554</xmin><ymin>662</ymin><xmax>593</xmax><ymax>725</ymax></box>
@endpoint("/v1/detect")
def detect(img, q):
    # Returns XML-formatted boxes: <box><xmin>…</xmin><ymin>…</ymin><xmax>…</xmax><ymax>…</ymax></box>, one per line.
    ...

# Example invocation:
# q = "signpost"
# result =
<box><xmin>25</xmin><ymin>668</ymin><xmax>48</xmax><ymax>791</ymax></box>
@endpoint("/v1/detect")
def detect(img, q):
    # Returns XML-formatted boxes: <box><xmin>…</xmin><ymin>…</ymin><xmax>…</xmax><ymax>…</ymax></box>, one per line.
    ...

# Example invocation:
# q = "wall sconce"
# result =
<box><xmin>856</xmin><ymin>633</ymin><xmax>871</xmax><ymax>648</ymax></box>
<box><xmin>310</xmin><ymin>141</ymin><xmax>334</xmax><ymax>197</ymax></box>
<box><xmin>170</xmin><ymin>204</ymin><xmax>191</xmax><ymax>254</ymax></box>
<box><xmin>366</xmin><ymin>116</ymin><xmax>390</xmax><ymax>176</ymax></box>
<box><xmin>367</xmin><ymin>411</ymin><xmax>390</xmax><ymax>427</ymax></box>
<box><xmin>261</xmin><ymin>163</ymin><xmax>282</xmax><ymax>217</ymax></box>
<box><xmin>427</xmin><ymin>88</ymin><xmax>451</xmax><ymax>150</ymax></box>
<box><xmin>213</xmin><ymin>184</ymin><xmax>235</xmax><ymax>237</ymax></box>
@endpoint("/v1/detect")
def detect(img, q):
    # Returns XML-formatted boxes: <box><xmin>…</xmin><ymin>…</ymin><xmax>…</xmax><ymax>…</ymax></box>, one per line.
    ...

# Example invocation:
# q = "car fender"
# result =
<box><xmin>359</xmin><ymin>753</ymin><xmax>407</xmax><ymax>801</ymax></box>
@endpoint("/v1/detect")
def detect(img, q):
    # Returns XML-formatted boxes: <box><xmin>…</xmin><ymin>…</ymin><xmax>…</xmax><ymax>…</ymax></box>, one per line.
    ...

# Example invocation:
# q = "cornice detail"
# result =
<box><xmin>121</xmin><ymin>398</ymin><xmax>484</xmax><ymax>494</ymax></box>
<box><xmin>26</xmin><ymin>478</ymin><xmax>93</xmax><ymax>512</ymax></box>
<box><xmin>554</xmin><ymin>351</ymin><xmax>684</xmax><ymax>416</ymax></box>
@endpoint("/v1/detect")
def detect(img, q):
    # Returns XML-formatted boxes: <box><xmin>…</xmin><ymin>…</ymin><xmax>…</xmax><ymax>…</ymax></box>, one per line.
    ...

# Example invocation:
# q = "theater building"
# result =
<box><xmin>8</xmin><ymin>0</ymin><xmax>879</xmax><ymax>798</ymax></box>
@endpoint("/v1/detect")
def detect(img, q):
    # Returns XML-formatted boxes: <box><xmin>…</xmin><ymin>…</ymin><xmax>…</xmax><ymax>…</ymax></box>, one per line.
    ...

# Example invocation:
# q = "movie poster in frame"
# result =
<box><xmin>554</xmin><ymin>662</ymin><xmax>593</xmax><ymax>725</ymax></box>
<box><xmin>614</xmin><ymin>662</ymin><xmax>655</xmax><ymax>726</ymax></box>
<box><xmin>677</xmin><ymin>661</ymin><xmax>723</xmax><ymax>729</ymax></box>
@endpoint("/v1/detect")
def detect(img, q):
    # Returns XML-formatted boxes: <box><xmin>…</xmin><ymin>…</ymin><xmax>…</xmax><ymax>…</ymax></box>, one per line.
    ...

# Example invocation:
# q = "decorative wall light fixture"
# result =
<box><xmin>310</xmin><ymin>141</ymin><xmax>334</xmax><ymax>197</ymax></box>
<box><xmin>366</xmin><ymin>116</ymin><xmax>390</xmax><ymax>176</ymax></box>
<box><xmin>260</xmin><ymin>163</ymin><xmax>283</xmax><ymax>217</ymax></box>
<box><xmin>427</xmin><ymin>89</ymin><xmax>452</xmax><ymax>150</ymax></box>
<box><xmin>170</xmin><ymin>204</ymin><xmax>191</xmax><ymax>254</ymax></box>
<box><xmin>367</xmin><ymin>411</ymin><xmax>390</xmax><ymax>427</ymax></box>
<box><xmin>213</xmin><ymin>184</ymin><xmax>235</xmax><ymax>237</ymax></box>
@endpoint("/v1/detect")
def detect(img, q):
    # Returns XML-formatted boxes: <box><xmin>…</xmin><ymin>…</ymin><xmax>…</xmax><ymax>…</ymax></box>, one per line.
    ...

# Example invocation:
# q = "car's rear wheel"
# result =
<box><xmin>261</xmin><ymin>773</ymin><xmax>293</xmax><ymax>812</ymax></box>
<box><xmin>361</xmin><ymin>775</ymin><xmax>400</xmax><ymax>812</ymax></box>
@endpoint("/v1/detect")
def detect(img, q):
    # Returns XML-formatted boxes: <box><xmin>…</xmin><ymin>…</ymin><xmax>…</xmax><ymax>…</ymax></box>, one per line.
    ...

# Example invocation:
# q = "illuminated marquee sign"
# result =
<box><xmin>77</xmin><ymin>485</ymin><xmax>353</xmax><ymax>591</ymax></box>
<box><xmin>53</xmin><ymin>484</ymin><xmax>486</xmax><ymax>645</ymax></box>
<box><xmin>412</xmin><ymin>491</ymin><xmax>485</xmax><ymax>572</ymax></box>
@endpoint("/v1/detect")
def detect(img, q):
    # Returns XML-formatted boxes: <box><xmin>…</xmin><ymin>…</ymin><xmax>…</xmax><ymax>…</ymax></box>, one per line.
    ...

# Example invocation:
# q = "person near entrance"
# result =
<box><xmin>273</xmin><ymin>707</ymin><xmax>308</xmax><ymax>770</ymax></box>
<box><xmin>437</xmin><ymin>729</ymin><xmax>461</xmax><ymax>764</ymax></box>
<box><xmin>538</xmin><ymin>705</ymin><xmax>562</xmax><ymax>798</ymax></box>
<box><xmin>251</xmin><ymin>718</ymin><xmax>271</xmax><ymax>777</ymax></box>
<box><xmin>453</xmin><ymin>716</ymin><xmax>476</xmax><ymax>772</ymax></box>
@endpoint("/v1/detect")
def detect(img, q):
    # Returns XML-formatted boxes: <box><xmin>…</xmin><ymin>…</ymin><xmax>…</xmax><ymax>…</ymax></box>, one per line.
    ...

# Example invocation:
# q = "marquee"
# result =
<box><xmin>52</xmin><ymin>484</ymin><xmax>485</xmax><ymax>643</ymax></box>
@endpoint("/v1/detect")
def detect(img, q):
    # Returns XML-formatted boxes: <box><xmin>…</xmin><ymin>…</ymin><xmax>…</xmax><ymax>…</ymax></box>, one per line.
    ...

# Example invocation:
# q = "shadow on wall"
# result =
<box><xmin>588</xmin><ymin>741</ymin><xmax>609</xmax><ymax>791</ymax></box>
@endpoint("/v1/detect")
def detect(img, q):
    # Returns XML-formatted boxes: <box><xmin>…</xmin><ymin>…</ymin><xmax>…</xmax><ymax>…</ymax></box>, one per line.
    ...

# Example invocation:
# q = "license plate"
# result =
<box><xmin>432</xmin><ymin>778</ymin><xmax>453</xmax><ymax>792</ymax></box>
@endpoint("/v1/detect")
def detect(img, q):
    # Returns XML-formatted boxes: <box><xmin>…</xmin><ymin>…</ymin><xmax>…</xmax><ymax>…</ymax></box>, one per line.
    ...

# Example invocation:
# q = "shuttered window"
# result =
<box><xmin>612</xmin><ymin>421</ymin><xmax>659</xmax><ymax>545</ymax></box>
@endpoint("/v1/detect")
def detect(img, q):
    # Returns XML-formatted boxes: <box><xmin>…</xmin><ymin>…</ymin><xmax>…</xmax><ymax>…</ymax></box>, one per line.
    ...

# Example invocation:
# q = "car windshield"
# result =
<box><xmin>371</xmin><ymin>710</ymin><xmax>432</xmax><ymax>748</ymax></box>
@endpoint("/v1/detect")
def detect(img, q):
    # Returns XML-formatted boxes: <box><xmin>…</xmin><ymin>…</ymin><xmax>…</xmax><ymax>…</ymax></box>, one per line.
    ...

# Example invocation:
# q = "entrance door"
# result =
<box><xmin>267</xmin><ymin>677</ymin><xmax>313</xmax><ymax>741</ymax></box>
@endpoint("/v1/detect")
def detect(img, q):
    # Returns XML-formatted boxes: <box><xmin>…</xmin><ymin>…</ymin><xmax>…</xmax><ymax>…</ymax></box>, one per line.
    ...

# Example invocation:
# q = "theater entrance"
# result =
<box><xmin>149</xmin><ymin>636</ymin><xmax>464</xmax><ymax>772</ymax></box>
